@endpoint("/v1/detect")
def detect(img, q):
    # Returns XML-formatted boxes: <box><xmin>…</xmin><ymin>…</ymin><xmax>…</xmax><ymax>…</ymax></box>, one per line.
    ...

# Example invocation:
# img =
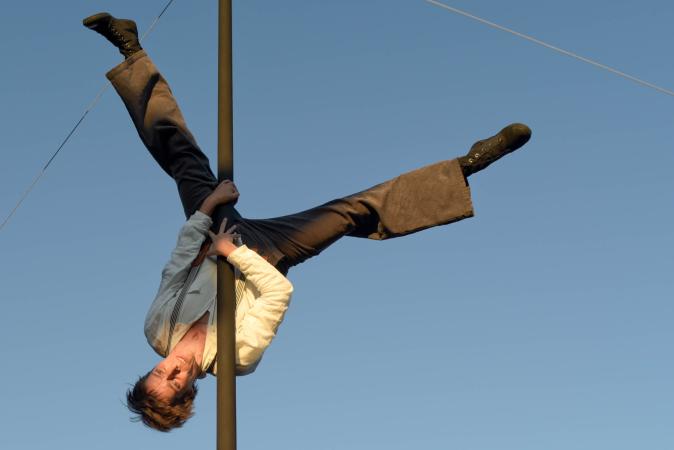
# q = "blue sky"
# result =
<box><xmin>1</xmin><ymin>1</ymin><xmax>672</xmax><ymax>449</ymax></box>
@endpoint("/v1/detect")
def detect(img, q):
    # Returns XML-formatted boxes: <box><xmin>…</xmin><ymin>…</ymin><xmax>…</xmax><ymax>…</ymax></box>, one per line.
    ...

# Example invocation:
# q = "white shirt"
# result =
<box><xmin>144</xmin><ymin>211</ymin><xmax>293</xmax><ymax>376</ymax></box>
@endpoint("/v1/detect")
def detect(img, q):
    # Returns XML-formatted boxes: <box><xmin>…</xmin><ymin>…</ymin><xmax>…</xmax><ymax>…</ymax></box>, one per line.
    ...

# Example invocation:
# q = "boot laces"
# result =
<box><xmin>109</xmin><ymin>22</ymin><xmax>131</xmax><ymax>49</ymax></box>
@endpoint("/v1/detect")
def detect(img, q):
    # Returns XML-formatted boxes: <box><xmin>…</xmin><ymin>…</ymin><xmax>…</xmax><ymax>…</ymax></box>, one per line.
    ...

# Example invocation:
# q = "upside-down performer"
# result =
<box><xmin>83</xmin><ymin>12</ymin><xmax>532</xmax><ymax>432</ymax></box>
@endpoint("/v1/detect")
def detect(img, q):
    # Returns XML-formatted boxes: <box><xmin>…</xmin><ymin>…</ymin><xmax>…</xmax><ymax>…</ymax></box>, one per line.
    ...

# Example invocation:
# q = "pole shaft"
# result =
<box><xmin>217</xmin><ymin>1</ymin><xmax>236</xmax><ymax>450</ymax></box>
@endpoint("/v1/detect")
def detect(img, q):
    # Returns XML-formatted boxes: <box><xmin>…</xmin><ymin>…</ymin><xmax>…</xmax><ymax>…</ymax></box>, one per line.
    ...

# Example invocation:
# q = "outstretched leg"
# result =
<box><xmin>86</xmin><ymin>11</ymin><xmax>219</xmax><ymax>219</ymax></box>
<box><xmin>106</xmin><ymin>51</ymin><xmax>218</xmax><ymax>219</ymax></box>
<box><xmin>244</xmin><ymin>123</ymin><xmax>531</xmax><ymax>273</ymax></box>
<box><xmin>244</xmin><ymin>157</ymin><xmax>474</xmax><ymax>273</ymax></box>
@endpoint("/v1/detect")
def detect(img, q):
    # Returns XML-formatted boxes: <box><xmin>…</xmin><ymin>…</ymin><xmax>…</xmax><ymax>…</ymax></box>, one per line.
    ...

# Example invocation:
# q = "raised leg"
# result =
<box><xmin>106</xmin><ymin>51</ymin><xmax>217</xmax><ymax>218</ymax></box>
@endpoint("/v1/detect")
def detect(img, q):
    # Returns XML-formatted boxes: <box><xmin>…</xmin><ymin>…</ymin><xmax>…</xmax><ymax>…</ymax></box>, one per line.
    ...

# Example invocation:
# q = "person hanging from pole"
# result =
<box><xmin>83</xmin><ymin>12</ymin><xmax>532</xmax><ymax>432</ymax></box>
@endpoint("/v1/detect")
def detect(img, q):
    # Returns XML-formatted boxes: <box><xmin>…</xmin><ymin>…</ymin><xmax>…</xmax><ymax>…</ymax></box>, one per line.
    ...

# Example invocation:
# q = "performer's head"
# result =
<box><xmin>126</xmin><ymin>355</ymin><xmax>202</xmax><ymax>431</ymax></box>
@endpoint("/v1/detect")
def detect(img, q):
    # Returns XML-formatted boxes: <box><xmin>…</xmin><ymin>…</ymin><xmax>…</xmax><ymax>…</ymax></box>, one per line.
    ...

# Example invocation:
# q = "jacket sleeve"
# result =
<box><xmin>155</xmin><ymin>211</ymin><xmax>213</xmax><ymax>299</ymax></box>
<box><xmin>227</xmin><ymin>245</ymin><xmax>294</xmax><ymax>369</ymax></box>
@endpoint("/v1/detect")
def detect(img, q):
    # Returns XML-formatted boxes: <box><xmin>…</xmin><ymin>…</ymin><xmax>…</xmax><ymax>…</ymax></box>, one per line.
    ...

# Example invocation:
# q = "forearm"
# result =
<box><xmin>198</xmin><ymin>195</ymin><xmax>219</xmax><ymax>217</ymax></box>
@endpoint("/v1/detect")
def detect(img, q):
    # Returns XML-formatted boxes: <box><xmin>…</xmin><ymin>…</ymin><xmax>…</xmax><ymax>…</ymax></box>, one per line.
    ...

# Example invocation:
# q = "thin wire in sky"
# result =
<box><xmin>425</xmin><ymin>0</ymin><xmax>674</xmax><ymax>98</ymax></box>
<box><xmin>0</xmin><ymin>0</ymin><xmax>177</xmax><ymax>233</ymax></box>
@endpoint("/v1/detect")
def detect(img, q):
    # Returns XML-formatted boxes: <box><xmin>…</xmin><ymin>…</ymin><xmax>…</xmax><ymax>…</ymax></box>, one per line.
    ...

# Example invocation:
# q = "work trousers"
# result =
<box><xmin>107</xmin><ymin>51</ymin><xmax>474</xmax><ymax>274</ymax></box>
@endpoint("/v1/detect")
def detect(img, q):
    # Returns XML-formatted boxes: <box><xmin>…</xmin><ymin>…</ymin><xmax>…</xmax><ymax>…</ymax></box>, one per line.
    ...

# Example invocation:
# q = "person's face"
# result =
<box><xmin>145</xmin><ymin>354</ymin><xmax>199</xmax><ymax>403</ymax></box>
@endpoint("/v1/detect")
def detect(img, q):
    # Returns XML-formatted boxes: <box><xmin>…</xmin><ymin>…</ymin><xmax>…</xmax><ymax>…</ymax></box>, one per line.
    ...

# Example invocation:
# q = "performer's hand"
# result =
<box><xmin>198</xmin><ymin>180</ymin><xmax>239</xmax><ymax>216</ymax></box>
<box><xmin>208</xmin><ymin>218</ymin><xmax>240</xmax><ymax>257</ymax></box>
<box><xmin>210</xmin><ymin>180</ymin><xmax>239</xmax><ymax>206</ymax></box>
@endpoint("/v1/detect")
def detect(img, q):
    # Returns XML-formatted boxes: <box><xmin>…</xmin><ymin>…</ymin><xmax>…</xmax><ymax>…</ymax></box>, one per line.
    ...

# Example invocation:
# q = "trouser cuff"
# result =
<box><xmin>105</xmin><ymin>50</ymin><xmax>149</xmax><ymax>81</ymax></box>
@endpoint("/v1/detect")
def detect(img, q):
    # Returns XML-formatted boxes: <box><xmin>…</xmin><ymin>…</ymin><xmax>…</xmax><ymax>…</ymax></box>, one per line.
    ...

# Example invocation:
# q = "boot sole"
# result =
<box><xmin>83</xmin><ymin>12</ymin><xmax>111</xmax><ymax>28</ymax></box>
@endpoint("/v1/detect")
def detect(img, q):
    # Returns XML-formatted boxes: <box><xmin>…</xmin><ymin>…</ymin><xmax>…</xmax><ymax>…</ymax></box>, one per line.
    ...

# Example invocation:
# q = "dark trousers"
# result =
<box><xmin>107</xmin><ymin>51</ymin><xmax>475</xmax><ymax>274</ymax></box>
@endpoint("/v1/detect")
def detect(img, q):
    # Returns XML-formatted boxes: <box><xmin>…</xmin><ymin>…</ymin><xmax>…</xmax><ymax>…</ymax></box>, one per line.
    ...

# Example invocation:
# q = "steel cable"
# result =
<box><xmin>0</xmin><ymin>0</ymin><xmax>177</xmax><ymax>232</ymax></box>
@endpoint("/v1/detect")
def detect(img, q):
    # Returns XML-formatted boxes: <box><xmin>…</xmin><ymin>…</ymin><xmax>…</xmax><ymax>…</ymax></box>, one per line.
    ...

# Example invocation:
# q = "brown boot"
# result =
<box><xmin>459</xmin><ymin>123</ymin><xmax>532</xmax><ymax>176</ymax></box>
<box><xmin>83</xmin><ymin>12</ymin><xmax>142</xmax><ymax>59</ymax></box>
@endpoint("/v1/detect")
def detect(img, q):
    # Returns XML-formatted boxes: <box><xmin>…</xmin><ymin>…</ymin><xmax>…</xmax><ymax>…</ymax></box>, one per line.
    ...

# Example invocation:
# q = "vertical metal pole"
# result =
<box><xmin>217</xmin><ymin>1</ymin><xmax>236</xmax><ymax>450</ymax></box>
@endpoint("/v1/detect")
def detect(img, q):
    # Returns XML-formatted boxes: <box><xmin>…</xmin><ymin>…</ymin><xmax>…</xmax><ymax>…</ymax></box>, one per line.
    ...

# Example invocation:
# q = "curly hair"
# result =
<box><xmin>126</xmin><ymin>373</ymin><xmax>199</xmax><ymax>432</ymax></box>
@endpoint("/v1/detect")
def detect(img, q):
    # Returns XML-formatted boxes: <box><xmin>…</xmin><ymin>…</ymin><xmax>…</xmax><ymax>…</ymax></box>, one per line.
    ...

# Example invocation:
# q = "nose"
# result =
<box><xmin>167</xmin><ymin>364</ymin><xmax>180</xmax><ymax>379</ymax></box>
